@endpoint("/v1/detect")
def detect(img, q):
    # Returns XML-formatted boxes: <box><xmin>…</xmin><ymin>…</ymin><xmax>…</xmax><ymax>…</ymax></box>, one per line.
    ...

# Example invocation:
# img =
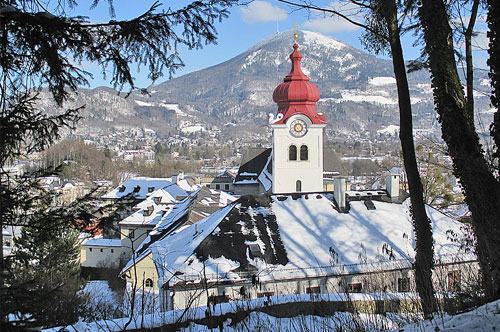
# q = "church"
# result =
<box><xmin>117</xmin><ymin>35</ymin><xmax>477</xmax><ymax>313</ymax></box>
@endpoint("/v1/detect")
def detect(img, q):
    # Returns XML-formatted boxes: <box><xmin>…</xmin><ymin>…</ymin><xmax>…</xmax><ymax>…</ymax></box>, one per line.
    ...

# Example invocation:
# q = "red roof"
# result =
<box><xmin>272</xmin><ymin>44</ymin><xmax>326</xmax><ymax>125</ymax></box>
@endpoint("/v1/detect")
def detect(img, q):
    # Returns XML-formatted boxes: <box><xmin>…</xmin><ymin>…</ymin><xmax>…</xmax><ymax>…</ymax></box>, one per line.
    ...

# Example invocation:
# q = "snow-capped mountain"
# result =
<box><xmin>37</xmin><ymin>30</ymin><xmax>491</xmax><ymax>139</ymax></box>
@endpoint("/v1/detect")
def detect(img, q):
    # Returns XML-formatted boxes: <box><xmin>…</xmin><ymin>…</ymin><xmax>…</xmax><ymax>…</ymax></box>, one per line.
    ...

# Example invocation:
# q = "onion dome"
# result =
<box><xmin>272</xmin><ymin>43</ymin><xmax>326</xmax><ymax>125</ymax></box>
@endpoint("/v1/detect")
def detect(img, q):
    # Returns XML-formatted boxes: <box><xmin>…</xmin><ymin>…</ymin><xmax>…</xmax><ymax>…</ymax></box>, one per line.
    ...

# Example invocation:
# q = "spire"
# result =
<box><xmin>271</xmin><ymin>36</ymin><xmax>326</xmax><ymax>125</ymax></box>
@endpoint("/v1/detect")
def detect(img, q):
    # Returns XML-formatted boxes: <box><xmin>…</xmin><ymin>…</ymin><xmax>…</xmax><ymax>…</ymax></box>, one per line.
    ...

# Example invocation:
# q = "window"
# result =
<box><xmin>289</xmin><ymin>144</ymin><xmax>297</xmax><ymax>161</ymax></box>
<box><xmin>208</xmin><ymin>294</ymin><xmax>229</xmax><ymax>304</ymax></box>
<box><xmin>248</xmin><ymin>244</ymin><xmax>261</xmax><ymax>257</ymax></box>
<box><xmin>100</xmin><ymin>248</ymin><xmax>103</xmax><ymax>253</ymax></box>
<box><xmin>398</xmin><ymin>277</ymin><xmax>410</xmax><ymax>292</ymax></box>
<box><xmin>129</xmin><ymin>229</ymin><xmax>135</xmax><ymax>239</ymax></box>
<box><xmin>119</xmin><ymin>185</ymin><xmax>126</xmax><ymax>192</ymax></box>
<box><xmin>257</xmin><ymin>291</ymin><xmax>274</xmax><ymax>298</ymax></box>
<box><xmin>89</xmin><ymin>248</ymin><xmax>92</xmax><ymax>252</ymax></box>
<box><xmin>225</xmin><ymin>184</ymin><xmax>230</xmax><ymax>190</ymax></box>
<box><xmin>300</xmin><ymin>145</ymin><xmax>308</xmax><ymax>161</ymax></box>
<box><xmin>296</xmin><ymin>180</ymin><xmax>302</xmax><ymax>192</ymax></box>
<box><xmin>347</xmin><ymin>283</ymin><xmax>362</xmax><ymax>293</ymax></box>
<box><xmin>215</xmin><ymin>184</ymin><xmax>220</xmax><ymax>190</ymax></box>
<box><xmin>448</xmin><ymin>270</ymin><xmax>461</xmax><ymax>292</ymax></box>
<box><xmin>306</xmin><ymin>286</ymin><xmax>320</xmax><ymax>294</ymax></box>
<box><xmin>145</xmin><ymin>278</ymin><xmax>154</xmax><ymax>288</ymax></box>
<box><xmin>111</xmin><ymin>249</ymin><xmax>114</xmax><ymax>253</ymax></box>
<box><xmin>148</xmin><ymin>186</ymin><xmax>155</xmax><ymax>193</ymax></box>
<box><xmin>144</xmin><ymin>206</ymin><xmax>154</xmax><ymax>217</ymax></box>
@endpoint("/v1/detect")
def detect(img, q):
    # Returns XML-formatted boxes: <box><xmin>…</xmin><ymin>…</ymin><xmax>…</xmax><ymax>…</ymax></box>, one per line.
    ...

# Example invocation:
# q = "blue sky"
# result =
<box><xmin>71</xmin><ymin>0</ymin><xmax>490</xmax><ymax>89</ymax></box>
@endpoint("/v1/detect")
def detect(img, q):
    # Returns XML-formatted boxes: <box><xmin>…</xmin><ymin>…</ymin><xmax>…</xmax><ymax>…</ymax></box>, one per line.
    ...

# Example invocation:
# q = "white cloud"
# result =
<box><xmin>301</xmin><ymin>1</ymin><xmax>363</xmax><ymax>33</ymax></box>
<box><xmin>240</xmin><ymin>1</ymin><xmax>288</xmax><ymax>24</ymax></box>
<box><xmin>472</xmin><ymin>31</ymin><xmax>489</xmax><ymax>50</ymax></box>
<box><xmin>302</xmin><ymin>16</ymin><xmax>359</xmax><ymax>33</ymax></box>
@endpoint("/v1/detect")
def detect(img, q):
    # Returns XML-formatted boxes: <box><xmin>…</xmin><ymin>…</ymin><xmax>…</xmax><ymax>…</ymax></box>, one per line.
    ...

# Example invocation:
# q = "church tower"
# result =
<box><xmin>271</xmin><ymin>35</ymin><xmax>326</xmax><ymax>194</ymax></box>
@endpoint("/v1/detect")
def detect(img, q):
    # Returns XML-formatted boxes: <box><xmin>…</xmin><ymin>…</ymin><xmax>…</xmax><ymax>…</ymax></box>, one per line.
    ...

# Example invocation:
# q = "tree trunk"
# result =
<box><xmin>464</xmin><ymin>0</ymin><xmax>480</xmax><ymax>127</ymax></box>
<box><xmin>488</xmin><ymin>0</ymin><xmax>500</xmax><ymax>159</ymax></box>
<box><xmin>419</xmin><ymin>0</ymin><xmax>500</xmax><ymax>301</ymax></box>
<box><xmin>380</xmin><ymin>0</ymin><xmax>436</xmax><ymax>317</ymax></box>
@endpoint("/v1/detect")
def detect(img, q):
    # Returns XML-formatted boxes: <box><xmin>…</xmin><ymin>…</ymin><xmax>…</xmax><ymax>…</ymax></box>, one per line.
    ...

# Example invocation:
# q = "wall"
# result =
<box><xmin>272</xmin><ymin>123</ymin><xmax>325</xmax><ymax>194</ymax></box>
<box><xmin>163</xmin><ymin>260</ymin><xmax>479</xmax><ymax>311</ymax></box>
<box><xmin>80</xmin><ymin>245</ymin><xmax>122</xmax><ymax>268</ymax></box>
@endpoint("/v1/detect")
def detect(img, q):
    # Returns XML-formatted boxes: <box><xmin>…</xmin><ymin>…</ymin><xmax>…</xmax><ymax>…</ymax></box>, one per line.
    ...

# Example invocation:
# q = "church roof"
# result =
<box><xmin>234</xmin><ymin>148</ymin><xmax>272</xmax><ymax>189</ymax></box>
<box><xmin>272</xmin><ymin>44</ymin><xmax>326</xmax><ymax>125</ymax></box>
<box><xmin>151</xmin><ymin>193</ymin><xmax>473</xmax><ymax>287</ymax></box>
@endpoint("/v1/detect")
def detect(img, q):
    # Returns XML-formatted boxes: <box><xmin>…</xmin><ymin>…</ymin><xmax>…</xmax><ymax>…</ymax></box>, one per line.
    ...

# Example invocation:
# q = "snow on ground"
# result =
<box><xmin>369</xmin><ymin>77</ymin><xmax>396</xmax><ymax>86</ymax></box>
<box><xmin>320</xmin><ymin>91</ymin><xmax>398</xmax><ymax>105</ymax></box>
<box><xmin>377</xmin><ymin>125</ymin><xmax>399</xmax><ymax>136</ymax></box>
<box><xmin>159</xmin><ymin>103</ymin><xmax>186</xmax><ymax>116</ymax></box>
<box><xmin>44</xmin><ymin>295</ymin><xmax>500</xmax><ymax>332</ymax></box>
<box><xmin>80</xmin><ymin>281</ymin><xmax>121</xmax><ymax>321</ymax></box>
<box><xmin>303</xmin><ymin>30</ymin><xmax>346</xmax><ymax>50</ymax></box>
<box><xmin>389</xmin><ymin>299</ymin><xmax>500</xmax><ymax>332</ymax></box>
<box><xmin>134</xmin><ymin>100</ymin><xmax>154</xmax><ymax>107</ymax></box>
<box><xmin>180</xmin><ymin>124</ymin><xmax>205</xmax><ymax>133</ymax></box>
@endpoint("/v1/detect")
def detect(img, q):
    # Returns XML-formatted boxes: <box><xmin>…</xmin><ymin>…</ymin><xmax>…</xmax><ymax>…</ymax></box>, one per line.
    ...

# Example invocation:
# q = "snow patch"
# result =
<box><xmin>369</xmin><ymin>77</ymin><xmax>396</xmax><ymax>86</ymax></box>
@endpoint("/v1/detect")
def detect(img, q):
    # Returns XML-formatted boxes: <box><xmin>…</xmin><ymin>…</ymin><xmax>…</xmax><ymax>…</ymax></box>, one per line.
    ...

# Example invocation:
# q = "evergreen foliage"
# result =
<box><xmin>1</xmin><ymin>0</ymin><xmax>237</xmax><ymax>328</ymax></box>
<box><xmin>7</xmin><ymin>214</ymin><xmax>84</xmax><ymax>328</ymax></box>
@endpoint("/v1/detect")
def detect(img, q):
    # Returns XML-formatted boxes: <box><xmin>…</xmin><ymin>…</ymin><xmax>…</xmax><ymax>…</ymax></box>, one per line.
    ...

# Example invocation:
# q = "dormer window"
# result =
<box><xmin>248</xmin><ymin>244</ymin><xmax>261</xmax><ymax>257</ymax></box>
<box><xmin>154</xmin><ymin>196</ymin><xmax>162</xmax><ymax>205</ymax></box>
<box><xmin>133</xmin><ymin>185</ymin><xmax>140</xmax><ymax>193</ymax></box>
<box><xmin>143</xmin><ymin>205</ymin><xmax>154</xmax><ymax>217</ymax></box>
<box><xmin>118</xmin><ymin>185</ymin><xmax>126</xmax><ymax>192</ymax></box>
<box><xmin>289</xmin><ymin>144</ymin><xmax>297</xmax><ymax>161</ymax></box>
<box><xmin>296</xmin><ymin>180</ymin><xmax>302</xmax><ymax>192</ymax></box>
<box><xmin>300</xmin><ymin>145</ymin><xmax>308</xmax><ymax>161</ymax></box>
<box><xmin>148</xmin><ymin>187</ymin><xmax>155</xmax><ymax>193</ymax></box>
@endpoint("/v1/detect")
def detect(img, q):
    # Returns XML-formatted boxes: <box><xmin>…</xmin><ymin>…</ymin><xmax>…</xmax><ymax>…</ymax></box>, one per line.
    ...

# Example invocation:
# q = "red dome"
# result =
<box><xmin>272</xmin><ymin>44</ymin><xmax>325</xmax><ymax>125</ymax></box>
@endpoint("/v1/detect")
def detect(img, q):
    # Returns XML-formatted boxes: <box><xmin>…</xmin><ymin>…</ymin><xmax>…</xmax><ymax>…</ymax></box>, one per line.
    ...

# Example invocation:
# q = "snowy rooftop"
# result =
<box><xmin>121</xmin><ymin>188</ymin><xmax>237</xmax><ymax>275</ymax></box>
<box><xmin>149</xmin><ymin>194</ymin><xmax>472</xmax><ymax>286</ymax></box>
<box><xmin>81</xmin><ymin>238</ymin><xmax>121</xmax><ymax>247</ymax></box>
<box><xmin>102</xmin><ymin>177</ymin><xmax>193</xmax><ymax>200</ymax></box>
<box><xmin>119</xmin><ymin>185</ymin><xmax>189</xmax><ymax>227</ymax></box>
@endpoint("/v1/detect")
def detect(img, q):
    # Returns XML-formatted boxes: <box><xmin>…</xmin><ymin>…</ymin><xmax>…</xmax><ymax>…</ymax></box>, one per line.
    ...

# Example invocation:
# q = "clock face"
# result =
<box><xmin>290</xmin><ymin>119</ymin><xmax>308</xmax><ymax>137</ymax></box>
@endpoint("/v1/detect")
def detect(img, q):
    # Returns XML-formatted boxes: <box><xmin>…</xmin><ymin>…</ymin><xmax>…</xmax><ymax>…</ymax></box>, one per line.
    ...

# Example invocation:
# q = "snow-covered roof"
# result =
<box><xmin>81</xmin><ymin>238</ymin><xmax>121</xmax><ymax>247</ymax></box>
<box><xmin>120</xmin><ymin>188</ymin><xmax>237</xmax><ymax>275</ymax></box>
<box><xmin>150</xmin><ymin>194</ymin><xmax>473</xmax><ymax>287</ymax></box>
<box><xmin>119</xmin><ymin>185</ymin><xmax>189</xmax><ymax>227</ymax></box>
<box><xmin>102</xmin><ymin>177</ymin><xmax>193</xmax><ymax>200</ymax></box>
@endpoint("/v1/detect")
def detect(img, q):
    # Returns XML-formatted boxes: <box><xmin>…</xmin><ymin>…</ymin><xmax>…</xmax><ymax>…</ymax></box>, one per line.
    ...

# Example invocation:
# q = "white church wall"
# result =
<box><xmin>272</xmin><ymin>124</ymin><xmax>325</xmax><ymax>194</ymax></box>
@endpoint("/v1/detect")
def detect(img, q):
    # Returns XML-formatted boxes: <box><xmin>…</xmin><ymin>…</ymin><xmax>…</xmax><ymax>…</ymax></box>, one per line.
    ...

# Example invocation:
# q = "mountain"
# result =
<box><xmin>37</xmin><ymin>30</ymin><xmax>492</xmax><ymax>140</ymax></box>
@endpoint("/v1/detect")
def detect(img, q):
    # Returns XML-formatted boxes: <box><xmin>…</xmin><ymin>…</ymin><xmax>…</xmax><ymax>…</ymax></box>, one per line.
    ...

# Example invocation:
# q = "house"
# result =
<box><xmin>80</xmin><ymin>238</ymin><xmax>122</xmax><ymax>268</ymax></box>
<box><xmin>147</xmin><ymin>191</ymin><xmax>475</xmax><ymax>311</ymax></box>
<box><xmin>118</xmin><ymin>183</ymin><xmax>191</xmax><ymax>262</ymax></box>
<box><xmin>233</xmin><ymin>148</ymin><xmax>272</xmax><ymax>196</ymax></box>
<box><xmin>119</xmin><ymin>187</ymin><xmax>238</xmax><ymax>297</ymax></box>
<box><xmin>209</xmin><ymin>170</ymin><xmax>236</xmax><ymax>193</ymax></box>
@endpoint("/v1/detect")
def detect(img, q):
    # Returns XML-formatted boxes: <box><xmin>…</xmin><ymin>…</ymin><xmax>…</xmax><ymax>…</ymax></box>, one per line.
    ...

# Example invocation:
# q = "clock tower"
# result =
<box><xmin>270</xmin><ymin>37</ymin><xmax>326</xmax><ymax>194</ymax></box>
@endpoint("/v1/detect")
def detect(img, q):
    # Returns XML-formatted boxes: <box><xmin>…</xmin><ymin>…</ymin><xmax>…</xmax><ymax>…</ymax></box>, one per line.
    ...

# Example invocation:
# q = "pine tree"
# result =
<box><xmin>8</xmin><ymin>212</ymin><xmax>83</xmax><ymax>328</ymax></box>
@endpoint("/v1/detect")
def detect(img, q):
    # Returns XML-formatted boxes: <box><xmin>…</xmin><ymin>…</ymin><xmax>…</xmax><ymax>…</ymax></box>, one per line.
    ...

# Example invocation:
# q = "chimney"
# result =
<box><xmin>334</xmin><ymin>177</ymin><xmax>347</xmax><ymax>212</ymax></box>
<box><xmin>171</xmin><ymin>172</ymin><xmax>184</xmax><ymax>184</ymax></box>
<box><xmin>386</xmin><ymin>171</ymin><xmax>400</xmax><ymax>201</ymax></box>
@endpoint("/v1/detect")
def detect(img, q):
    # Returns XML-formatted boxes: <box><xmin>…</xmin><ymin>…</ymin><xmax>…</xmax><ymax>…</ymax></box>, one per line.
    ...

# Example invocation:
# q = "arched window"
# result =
<box><xmin>289</xmin><ymin>144</ymin><xmax>297</xmax><ymax>161</ymax></box>
<box><xmin>300</xmin><ymin>145</ymin><xmax>309</xmax><ymax>161</ymax></box>
<box><xmin>145</xmin><ymin>278</ymin><xmax>154</xmax><ymax>288</ymax></box>
<box><xmin>296</xmin><ymin>180</ymin><xmax>302</xmax><ymax>192</ymax></box>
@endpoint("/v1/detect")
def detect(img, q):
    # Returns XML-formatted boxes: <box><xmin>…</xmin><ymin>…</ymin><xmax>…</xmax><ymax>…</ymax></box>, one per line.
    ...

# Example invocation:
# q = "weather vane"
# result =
<box><xmin>293</xmin><ymin>22</ymin><xmax>298</xmax><ymax>43</ymax></box>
